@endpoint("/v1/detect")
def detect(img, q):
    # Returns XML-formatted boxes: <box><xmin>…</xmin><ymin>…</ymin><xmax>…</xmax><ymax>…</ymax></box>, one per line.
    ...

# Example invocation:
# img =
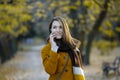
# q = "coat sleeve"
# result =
<box><xmin>41</xmin><ymin>44</ymin><xmax>59</xmax><ymax>75</ymax></box>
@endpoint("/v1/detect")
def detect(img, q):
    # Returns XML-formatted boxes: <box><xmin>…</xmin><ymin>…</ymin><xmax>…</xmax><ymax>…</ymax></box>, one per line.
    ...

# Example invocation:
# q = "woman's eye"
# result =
<box><xmin>53</xmin><ymin>26</ymin><xmax>56</xmax><ymax>29</ymax></box>
<box><xmin>59</xmin><ymin>26</ymin><xmax>63</xmax><ymax>29</ymax></box>
<box><xmin>59</xmin><ymin>26</ymin><xmax>62</xmax><ymax>28</ymax></box>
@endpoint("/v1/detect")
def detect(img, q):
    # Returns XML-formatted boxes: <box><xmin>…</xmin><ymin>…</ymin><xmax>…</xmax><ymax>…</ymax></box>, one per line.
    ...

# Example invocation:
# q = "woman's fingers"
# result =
<box><xmin>50</xmin><ymin>33</ymin><xmax>56</xmax><ymax>43</ymax></box>
<box><xmin>50</xmin><ymin>33</ymin><xmax>56</xmax><ymax>39</ymax></box>
<box><xmin>51</xmin><ymin>32</ymin><xmax>56</xmax><ymax>36</ymax></box>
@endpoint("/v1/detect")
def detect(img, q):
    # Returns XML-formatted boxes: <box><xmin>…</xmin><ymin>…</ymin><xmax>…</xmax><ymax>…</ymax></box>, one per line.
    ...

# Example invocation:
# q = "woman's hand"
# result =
<box><xmin>50</xmin><ymin>32</ymin><xmax>58</xmax><ymax>52</ymax></box>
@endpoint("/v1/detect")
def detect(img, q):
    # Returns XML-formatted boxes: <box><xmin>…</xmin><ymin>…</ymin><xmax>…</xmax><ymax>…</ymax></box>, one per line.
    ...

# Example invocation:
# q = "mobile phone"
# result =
<box><xmin>53</xmin><ymin>37</ymin><xmax>57</xmax><ymax>42</ymax></box>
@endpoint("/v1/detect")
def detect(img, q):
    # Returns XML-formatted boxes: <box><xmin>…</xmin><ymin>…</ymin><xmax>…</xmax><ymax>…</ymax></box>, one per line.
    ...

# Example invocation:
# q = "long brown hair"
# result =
<box><xmin>48</xmin><ymin>16</ymin><xmax>80</xmax><ymax>49</ymax></box>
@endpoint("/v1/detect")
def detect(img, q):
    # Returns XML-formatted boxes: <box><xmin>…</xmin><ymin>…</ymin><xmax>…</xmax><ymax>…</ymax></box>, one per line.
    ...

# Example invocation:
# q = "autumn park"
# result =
<box><xmin>0</xmin><ymin>0</ymin><xmax>120</xmax><ymax>80</ymax></box>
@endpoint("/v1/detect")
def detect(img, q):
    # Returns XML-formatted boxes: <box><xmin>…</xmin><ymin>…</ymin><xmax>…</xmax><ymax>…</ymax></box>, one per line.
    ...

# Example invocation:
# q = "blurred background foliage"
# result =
<box><xmin>0</xmin><ymin>0</ymin><xmax>120</xmax><ymax>65</ymax></box>
<box><xmin>0</xmin><ymin>0</ymin><xmax>31</xmax><ymax>37</ymax></box>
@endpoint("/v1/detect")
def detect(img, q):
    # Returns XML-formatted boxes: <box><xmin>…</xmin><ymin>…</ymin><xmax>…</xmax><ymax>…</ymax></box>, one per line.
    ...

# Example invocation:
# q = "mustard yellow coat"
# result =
<box><xmin>41</xmin><ymin>42</ymin><xmax>74</xmax><ymax>80</ymax></box>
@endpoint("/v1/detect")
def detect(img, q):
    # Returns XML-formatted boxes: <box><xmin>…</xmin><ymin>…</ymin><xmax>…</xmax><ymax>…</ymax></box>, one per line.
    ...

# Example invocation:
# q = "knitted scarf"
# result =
<box><xmin>56</xmin><ymin>39</ymin><xmax>82</xmax><ymax>67</ymax></box>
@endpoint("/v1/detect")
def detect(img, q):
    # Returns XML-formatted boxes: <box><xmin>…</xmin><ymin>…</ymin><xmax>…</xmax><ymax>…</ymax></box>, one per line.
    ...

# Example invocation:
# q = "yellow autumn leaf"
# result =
<box><xmin>16</xmin><ymin>26</ymin><xmax>28</xmax><ymax>36</ymax></box>
<box><xmin>104</xmin><ymin>30</ymin><xmax>114</xmax><ymax>37</ymax></box>
<box><xmin>63</xmin><ymin>6</ymin><xmax>69</xmax><ymax>12</ymax></box>
<box><xmin>0</xmin><ymin>26</ymin><xmax>5</xmax><ymax>32</ymax></box>
<box><xmin>106</xmin><ymin>21</ymin><xmax>112</xmax><ymax>27</ymax></box>
<box><xmin>75</xmin><ymin>1</ymin><xmax>81</xmax><ymax>6</ymax></box>
<box><xmin>84</xmin><ymin>0</ymin><xmax>91</xmax><ymax>7</ymax></box>
<box><xmin>115</xmin><ymin>27</ymin><xmax>120</xmax><ymax>32</ymax></box>
<box><xmin>99</xmin><ymin>26</ymin><xmax>104</xmax><ymax>31</ymax></box>
<box><xmin>27</xmin><ymin>5</ymin><xmax>34</xmax><ymax>10</ymax></box>
<box><xmin>37</xmin><ymin>2</ymin><xmax>43</xmax><ymax>8</ymax></box>
<box><xmin>94</xmin><ymin>9</ymin><xmax>100</xmax><ymax>14</ymax></box>
<box><xmin>90</xmin><ymin>15</ymin><xmax>95</xmax><ymax>21</ymax></box>
<box><xmin>81</xmin><ymin>20</ymin><xmax>85</xmax><ymax>24</ymax></box>
<box><xmin>78</xmin><ymin>14</ymin><xmax>83</xmax><ymax>18</ymax></box>
<box><xmin>35</xmin><ymin>12</ymin><xmax>42</xmax><ymax>18</ymax></box>
<box><xmin>114</xmin><ymin>17</ymin><xmax>119</xmax><ymax>21</ymax></box>
<box><xmin>50</xmin><ymin>3</ymin><xmax>56</xmax><ymax>8</ymax></box>
<box><xmin>70</xmin><ymin>5</ymin><xmax>77</xmax><ymax>10</ymax></box>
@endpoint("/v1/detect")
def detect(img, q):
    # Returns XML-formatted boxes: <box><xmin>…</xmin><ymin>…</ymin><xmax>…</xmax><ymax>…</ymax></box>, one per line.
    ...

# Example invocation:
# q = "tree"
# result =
<box><xmin>83</xmin><ymin>0</ymin><xmax>120</xmax><ymax>65</ymax></box>
<box><xmin>0</xmin><ymin>0</ymin><xmax>33</xmax><ymax>63</ymax></box>
<box><xmin>0</xmin><ymin>0</ymin><xmax>32</xmax><ymax>38</ymax></box>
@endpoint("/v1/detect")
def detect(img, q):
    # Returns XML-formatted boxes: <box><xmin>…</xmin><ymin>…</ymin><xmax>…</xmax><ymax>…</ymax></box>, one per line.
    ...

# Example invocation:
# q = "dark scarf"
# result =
<box><xmin>56</xmin><ymin>39</ymin><xmax>80</xmax><ymax>67</ymax></box>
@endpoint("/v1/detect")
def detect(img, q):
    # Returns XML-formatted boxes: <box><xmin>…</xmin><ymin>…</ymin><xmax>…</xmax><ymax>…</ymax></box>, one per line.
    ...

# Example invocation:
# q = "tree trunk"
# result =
<box><xmin>84</xmin><ymin>0</ymin><xmax>110</xmax><ymax>65</ymax></box>
<box><xmin>69</xmin><ymin>0</ymin><xmax>78</xmax><ymax>36</ymax></box>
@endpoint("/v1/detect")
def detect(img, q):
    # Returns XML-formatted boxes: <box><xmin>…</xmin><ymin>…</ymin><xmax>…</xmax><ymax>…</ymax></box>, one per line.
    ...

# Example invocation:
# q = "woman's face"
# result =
<box><xmin>51</xmin><ymin>20</ymin><xmax>63</xmax><ymax>39</ymax></box>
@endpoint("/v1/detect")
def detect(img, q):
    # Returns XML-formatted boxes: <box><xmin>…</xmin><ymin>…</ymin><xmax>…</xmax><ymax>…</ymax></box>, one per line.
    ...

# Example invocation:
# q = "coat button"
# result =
<box><xmin>65</xmin><ymin>69</ymin><xmax>68</xmax><ymax>72</ymax></box>
<box><xmin>47</xmin><ymin>54</ymin><xmax>50</xmax><ymax>58</ymax></box>
<box><xmin>63</xmin><ymin>56</ymin><xmax>67</xmax><ymax>59</ymax></box>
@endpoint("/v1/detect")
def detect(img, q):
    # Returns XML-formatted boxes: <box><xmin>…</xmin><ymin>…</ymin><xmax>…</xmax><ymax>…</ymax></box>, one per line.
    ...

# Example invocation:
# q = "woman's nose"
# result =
<box><xmin>56</xmin><ymin>28</ymin><xmax>60</xmax><ymax>32</ymax></box>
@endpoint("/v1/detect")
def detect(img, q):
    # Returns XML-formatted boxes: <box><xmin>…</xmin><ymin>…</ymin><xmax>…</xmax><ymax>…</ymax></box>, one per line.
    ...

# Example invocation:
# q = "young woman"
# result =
<box><xmin>41</xmin><ymin>16</ymin><xmax>85</xmax><ymax>80</ymax></box>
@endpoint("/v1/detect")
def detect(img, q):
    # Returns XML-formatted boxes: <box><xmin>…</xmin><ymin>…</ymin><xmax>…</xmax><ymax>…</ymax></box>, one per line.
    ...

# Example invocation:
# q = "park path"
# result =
<box><xmin>0</xmin><ymin>45</ymin><xmax>49</xmax><ymax>80</ymax></box>
<box><xmin>0</xmin><ymin>44</ymin><xmax>120</xmax><ymax>80</ymax></box>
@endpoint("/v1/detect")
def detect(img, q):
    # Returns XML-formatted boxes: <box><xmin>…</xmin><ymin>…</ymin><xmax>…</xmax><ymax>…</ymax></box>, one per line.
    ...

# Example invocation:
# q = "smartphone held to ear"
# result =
<box><xmin>54</xmin><ymin>37</ymin><xmax>57</xmax><ymax>42</ymax></box>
